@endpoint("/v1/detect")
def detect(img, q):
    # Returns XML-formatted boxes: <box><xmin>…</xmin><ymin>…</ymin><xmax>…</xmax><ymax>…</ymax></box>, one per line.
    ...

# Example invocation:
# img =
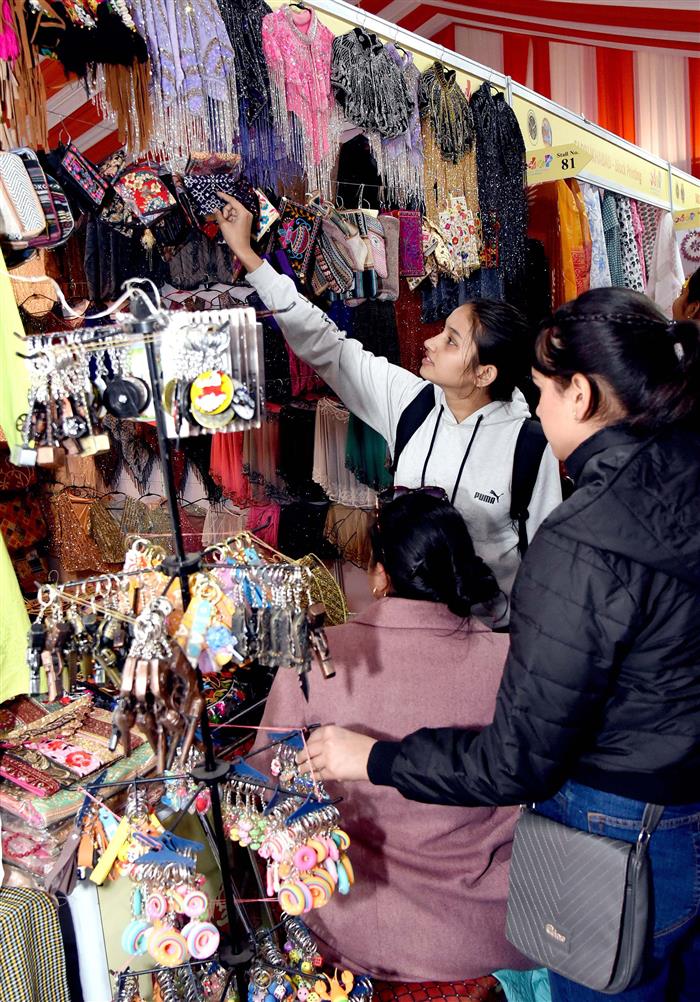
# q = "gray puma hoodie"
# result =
<box><xmin>248</xmin><ymin>262</ymin><xmax>562</xmax><ymax>605</ymax></box>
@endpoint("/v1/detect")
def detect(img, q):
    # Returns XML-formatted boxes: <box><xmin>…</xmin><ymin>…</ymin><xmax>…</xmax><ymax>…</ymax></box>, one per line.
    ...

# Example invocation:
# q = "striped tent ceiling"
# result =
<box><xmin>354</xmin><ymin>0</ymin><xmax>700</xmax><ymax>56</ymax></box>
<box><xmin>42</xmin><ymin>0</ymin><xmax>700</xmax><ymax>170</ymax></box>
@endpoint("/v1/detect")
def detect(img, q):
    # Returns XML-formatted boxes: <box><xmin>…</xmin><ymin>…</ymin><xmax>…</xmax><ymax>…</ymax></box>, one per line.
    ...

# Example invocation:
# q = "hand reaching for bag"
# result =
<box><xmin>214</xmin><ymin>192</ymin><xmax>262</xmax><ymax>274</ymax></box>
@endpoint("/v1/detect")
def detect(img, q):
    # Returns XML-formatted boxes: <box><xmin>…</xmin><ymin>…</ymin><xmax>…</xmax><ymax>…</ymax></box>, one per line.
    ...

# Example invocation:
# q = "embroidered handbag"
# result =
<box><xmin>13</xmin><ymin>148</ymin><xmax>62</xmax><ymax>248</ymax></box>
<box><xmin>382</xmin><ymin>209</ymin><xmax>424</xmax><ymax>277</ymax></box>
<box><xmin>13</xmin><ymin>548</ymin><xmax>50</xmax><ymax>594</ymax></box>
<box><xmin>0</xmin><ymin>152</ymin><xmax>47</xmax><ymax>245</ymax></box>
<box><xmin>271</xmin><ymin>199</ymin><xmax>321</xmax><ymax>283</ymax></box>
<box><xmin>182</xmin><ymin>172</ymin><xmax>259</xmax><ymax>222</ymax></box>
<box><xmin>185</xmin><ymin>151</ymin><xmax>242</xmax><ymax>176</ymax></box>
<box><xmin>56</xmin><ymin>142</ymin><xmax>109</xmax><ymax>210</ymax></box>
<box><xmin>253</xmin><ymin>188</ymin><xmax>280</xmax><ymax>241</ymax></box>
<box><xmin>46</xmin><ymin>176</ymin><xmax>75</xmax><ymax>245</ymax></box>
<box><xmin>113</xmin><ymin>164</ymin><xmax>176</xmax><ymax>226</ymax></box>
<box><xmin>0</xmin><ymin>491</ymin><xmax>48</xmax><ymax>552</ymax></box>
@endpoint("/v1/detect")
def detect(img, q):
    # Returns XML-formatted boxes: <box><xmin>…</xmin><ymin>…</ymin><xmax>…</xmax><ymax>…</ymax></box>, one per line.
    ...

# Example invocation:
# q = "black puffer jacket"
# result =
<box><xmin>368</xmin><ymin>424</ymin><xmax>700</xmax><ymax>806</ymax></box>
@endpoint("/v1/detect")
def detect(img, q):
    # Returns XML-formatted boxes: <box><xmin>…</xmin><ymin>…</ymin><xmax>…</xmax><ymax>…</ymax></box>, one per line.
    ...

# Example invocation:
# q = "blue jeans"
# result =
<box><xmin>535</xmin><ymin>781</ymin><xmax>700</xmax><ymax>1001</ymax></box>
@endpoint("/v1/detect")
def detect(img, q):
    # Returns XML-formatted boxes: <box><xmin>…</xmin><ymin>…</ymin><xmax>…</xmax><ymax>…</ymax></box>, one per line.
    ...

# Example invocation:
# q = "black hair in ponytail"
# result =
<box><xmin>467</xmin><ymin>299</ymin><xmax>538</xmax><ymax>410</ymax></box>
<box><xmin>369</xmin><ymin>492</ymin><xmax>500</xmax><ymax>618</ymax></box>
<box><xmin>534</xmin><ymin>287</ymin><xmax>700</xmax><ymax>431</ymax></box>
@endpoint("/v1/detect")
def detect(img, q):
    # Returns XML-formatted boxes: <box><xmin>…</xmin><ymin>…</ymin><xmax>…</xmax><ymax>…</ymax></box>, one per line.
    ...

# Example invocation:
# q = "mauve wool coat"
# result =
<box><xmin>255</xmin><ymin>597</ymin><xmax>531</xmax><ymax>981</ymax></box>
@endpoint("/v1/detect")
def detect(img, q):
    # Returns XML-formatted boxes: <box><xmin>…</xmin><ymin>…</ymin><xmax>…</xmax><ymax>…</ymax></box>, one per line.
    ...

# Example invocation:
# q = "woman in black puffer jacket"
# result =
<box><xmin>301</xmin><ymin>288</ymin><xmax>700</xmax><ymax>1002</ymax></box>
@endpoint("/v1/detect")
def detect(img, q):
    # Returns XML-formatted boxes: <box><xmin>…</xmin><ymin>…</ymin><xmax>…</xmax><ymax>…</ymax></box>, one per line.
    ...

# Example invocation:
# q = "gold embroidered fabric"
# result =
<box><xmin>324</xmin><ymin>503</ymin><xmax>374</xmax><ymax>570</ymax></box>
<box><xmin>44</xmin><ymin>493</ymin><xmax>113</xmax><ymax>575</ymax></box>
<box><xmin>422</xmin><ymin>120</ymin><xmax>481</xmax><ymax>236</ymax></box>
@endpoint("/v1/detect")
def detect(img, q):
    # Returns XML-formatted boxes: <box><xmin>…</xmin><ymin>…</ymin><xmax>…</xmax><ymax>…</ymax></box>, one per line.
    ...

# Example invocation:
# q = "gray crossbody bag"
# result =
<box><xmin>505</xmin><ymin>803</ymin><xmax>664</xmax><ymax>994</ymax></box>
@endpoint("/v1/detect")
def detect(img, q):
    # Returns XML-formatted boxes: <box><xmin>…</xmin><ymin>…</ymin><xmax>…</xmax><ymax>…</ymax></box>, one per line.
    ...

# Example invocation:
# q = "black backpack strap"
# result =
<box><xmin>510</xmin><ymin>418</ymin><xmax>548</xmax><ymax>557</ymax></box>
<box><xmin>390</xmin><ymin>383</ymin><xmax>437</xmax><ymax>475</ymax></box>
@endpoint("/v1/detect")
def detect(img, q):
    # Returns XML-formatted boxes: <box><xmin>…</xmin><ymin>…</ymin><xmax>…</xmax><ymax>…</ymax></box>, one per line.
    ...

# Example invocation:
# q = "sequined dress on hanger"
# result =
<box><xmin>261</xmin><ymin>4</ymin><xmax>335</xmax><ymax>194</ymax></box>
<box><xmin>130</xmin><ymin>0</ymin><xmax>239</xmax><ymax>161</ymax></box>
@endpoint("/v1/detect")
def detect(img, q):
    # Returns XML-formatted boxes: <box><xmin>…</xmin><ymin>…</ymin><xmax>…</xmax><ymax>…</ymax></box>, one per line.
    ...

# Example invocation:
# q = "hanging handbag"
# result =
<box><xmin>113</xmin><ymin>163</ymin><xmax>176</xmax><ymax>226</ymax></box>
<box><xmin>46</xmin><ymin>175</ymin><xmax>75</xmax><ymax>245</ymax></box>
<box><xmin>56</xmin><ymin>141</ymin><xmax>109</xmax><ymax>210</ymax></box>
<box><xmin>13</xmin><ymin>148</ymin><xmax>62</xmax><ymax>247</ymax></box>
<box><xmin>182</xmin><ymin>172</ymin><xmax>259</xmax><ymax>222</ymax></box>
<box><xmin>505</xmin><ymin>803</ymin><xmax>665</xmax><ymax>994</ymax></box>
<box><xmin>0</xmin><ymin>151</ymin><xmax>47</xmax><ymax>245</ymax></box>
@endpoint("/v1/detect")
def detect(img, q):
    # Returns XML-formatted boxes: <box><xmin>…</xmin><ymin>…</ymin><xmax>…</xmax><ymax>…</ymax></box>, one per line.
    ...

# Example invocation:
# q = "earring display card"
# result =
<box><xmin>160</xmin><ymin>307</ymin><xmax>265</xmax><ymax>438</ymax></box>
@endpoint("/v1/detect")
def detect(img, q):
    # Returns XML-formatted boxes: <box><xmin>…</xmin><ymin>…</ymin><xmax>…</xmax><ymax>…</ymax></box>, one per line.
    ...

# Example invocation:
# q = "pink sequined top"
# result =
<box><xmin>261</xmin><ymin>5</ymin><xmax>334</xmax><ymax>165</ymax></box>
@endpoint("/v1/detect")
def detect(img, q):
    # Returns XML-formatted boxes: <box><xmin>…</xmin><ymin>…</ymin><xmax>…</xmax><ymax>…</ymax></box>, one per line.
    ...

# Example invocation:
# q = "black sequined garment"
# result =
<box><xmin>216</xmin><ymin>0</ymin><xmax>272</xmax><ymax>126</ymax></box>
<box><xmin>470</xmin><ymin>82</ymin><xmax>528</xmax><ymax>306</ymax></box>
<box><xmin>418</xmin><ymin>63</ymin><xmax>474</xmax><ymax>164</ymax></box>
<box><xmin>331</xmin><ymin>28</ymin><xmax>412</xmax><ymax>139</ymax></box>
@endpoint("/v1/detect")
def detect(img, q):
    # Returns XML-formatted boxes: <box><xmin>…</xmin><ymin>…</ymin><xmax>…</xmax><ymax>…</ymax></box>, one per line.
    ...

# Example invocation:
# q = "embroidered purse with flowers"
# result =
<box><xmin>113</xmin><ymin>164</ymin><xmax>176</xmax><ymax>226</ymax></box>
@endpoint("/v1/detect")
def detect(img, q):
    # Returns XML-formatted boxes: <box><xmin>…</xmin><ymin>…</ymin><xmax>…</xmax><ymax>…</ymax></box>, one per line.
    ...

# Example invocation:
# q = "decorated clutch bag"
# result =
<box><xmin>185</xmin><ymin>151</ymin><xmax>242</xmax><ymax>176</ymax></box>
<box><xmin>253</xmin><ymin>188</ymin><xmax>279</xmax><ymax>241</ymax></box>
<box><xmin>57</xmin><ymin>142</ymin><xmax>109</xmax><ymax>209</ymax></box>
<box><xmin>181</xmin><ymin>173</ymin><xmax>259</xmax><ymax>223</ymax></box>
<box><xmin>113</xmin><ymin>165</ymin><xmax>176</xmax><ymax>226</ymax></box>
<box><xmin>271</xmin><ymin>199</ymin><xmax>321</xmax><ymax>283</ymax></box>
<box><xmin>13</xmin><ymin>148</ymin><xmax>61</xmax><ymax>248</ymax></box>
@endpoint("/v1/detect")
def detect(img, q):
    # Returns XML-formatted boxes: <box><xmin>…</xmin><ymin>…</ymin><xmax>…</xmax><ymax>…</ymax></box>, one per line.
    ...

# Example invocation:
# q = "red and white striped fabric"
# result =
<box><xmin>355</xmin><ymin>0</ymin><xmax>700</xmax><ymax>175</ymax></box>
<box><xmin>41</xmin><ymin>0</ymin><xmax>700</xmax><ymax>177</ymax></box>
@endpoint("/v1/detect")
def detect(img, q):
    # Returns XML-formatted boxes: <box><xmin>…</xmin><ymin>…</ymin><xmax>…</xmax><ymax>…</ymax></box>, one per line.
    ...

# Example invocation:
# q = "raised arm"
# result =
<box><xmin>215</xmin><ymin>194</ymin><xmax>423</xmax><ymax>445</ymax></box>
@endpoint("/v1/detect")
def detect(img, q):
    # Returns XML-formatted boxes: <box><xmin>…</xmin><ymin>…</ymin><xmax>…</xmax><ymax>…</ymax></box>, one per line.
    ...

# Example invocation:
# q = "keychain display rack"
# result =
<box><xmin>122</xmin><ymin>283</ymin><xmax>259</xmax><ymax>982</ymax></box>
<box><xmin>15</xmin><ymin>276</ymin><xmax>343</xmax><ymax>1000</ymax></box>
<box><xmin>18</xmin><ymin>281</ymin><xmax>279</xmax><ymax>996</ymax></box>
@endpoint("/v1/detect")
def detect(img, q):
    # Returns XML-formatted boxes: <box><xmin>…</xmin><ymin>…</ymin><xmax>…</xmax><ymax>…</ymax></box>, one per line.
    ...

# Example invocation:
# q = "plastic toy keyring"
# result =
<box><xmin>231</xmin><ymin>381</ymin><xmax>255</xmax><ymax>421</ymax></box>
<box><xmin>191</xmin><ymin>406</ymin><xmax>236</xmax><ymax>430</ymax></box>
<box><xmin>190</xmin><ymin>370</ymin><xmax>234</xmax><ymax>415</ymax></box>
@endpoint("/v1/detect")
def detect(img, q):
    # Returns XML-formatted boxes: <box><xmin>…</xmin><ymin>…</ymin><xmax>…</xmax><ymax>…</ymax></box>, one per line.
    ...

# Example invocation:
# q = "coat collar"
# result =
<box><xmin>564</xmin><ymin>423</ymin><xmax>645</xmax><ymax>485</ymax></box>
<box><xmin>349</xmin><ymin>596</ymin><xmax>493</xmax><ymax>632</ymax></box>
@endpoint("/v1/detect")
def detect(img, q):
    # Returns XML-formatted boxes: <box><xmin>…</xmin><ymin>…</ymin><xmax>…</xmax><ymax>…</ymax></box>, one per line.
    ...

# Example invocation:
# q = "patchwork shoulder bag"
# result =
<box><xmin>14</xmin><ymin>148</ymin><xmax>62</xmax><ymax>247</ymax></box>
<box><xmin>0</xmin><ymin>151</ymin><xmax>47</xmax><ymax>246</ymax></box>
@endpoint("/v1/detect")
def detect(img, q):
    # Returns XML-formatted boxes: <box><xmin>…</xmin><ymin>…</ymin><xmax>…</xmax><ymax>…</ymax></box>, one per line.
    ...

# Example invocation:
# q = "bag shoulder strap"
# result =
<box><xmin>641</xmin><ymin>804</ymin><xmax>665</xmax><ymax>837</ymax></box>
<box><xmin>390</xmin><ymin>383</ymin><xmax>436</xmax><ymax>475</ymax></box>
<box><xmin>510</xmin><ymin>418</ymin><xmax>548</xmax><ymax>557</ymax></box>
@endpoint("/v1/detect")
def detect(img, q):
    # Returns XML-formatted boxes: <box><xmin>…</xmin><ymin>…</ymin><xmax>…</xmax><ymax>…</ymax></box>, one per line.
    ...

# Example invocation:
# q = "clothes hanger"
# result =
<box><xmin>180</xmin><ymin>496</ymin><xmax>209</xmax><ymax>509</ymax></box>
<box><xmin>19</xmin><ymin>291</ymin><xmax>58</xmax><ymax>311</ymax></box>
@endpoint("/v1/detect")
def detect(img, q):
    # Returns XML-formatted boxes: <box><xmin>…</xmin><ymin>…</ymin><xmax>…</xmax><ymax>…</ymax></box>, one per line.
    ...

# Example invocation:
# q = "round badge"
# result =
<box><xmin>231</xmin><ymin>382</ymin><xmax>255</xmax><ymax>421</ymax></box>
<box><xmin>527</xmin><ymin>110</ymin><xmax>538</xmax><ymax>143</ymax></box>
<box><xmin>541</xmin><ymin>118</ymin><xmax>553</xmax><ymax>146</ymax></box>
<box><xmin>131</xmin><ymin>376</ymin><xmax>151</xmax><ymax>413</ymax></box>
<box><xmin>191</xmin><ymin>406</ymin><xmax>235</xmax><ymax>430</ymax></box>
<box><xmin>163</xmin><ymin>378</ymin><xmax>178</xmax><ymax>413</ymax></box>
<box><xmin>190</xmin><ymin>370</ymin><xmax>234</xmax><ymax>415</ymax></box>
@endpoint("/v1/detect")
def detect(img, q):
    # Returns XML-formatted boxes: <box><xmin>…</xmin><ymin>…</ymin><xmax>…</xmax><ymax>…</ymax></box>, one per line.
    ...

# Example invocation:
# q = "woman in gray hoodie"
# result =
<box><xmin>216</xmin><ymin>195</ymin><xmax>562</xmax><ymax>607</ymax></box>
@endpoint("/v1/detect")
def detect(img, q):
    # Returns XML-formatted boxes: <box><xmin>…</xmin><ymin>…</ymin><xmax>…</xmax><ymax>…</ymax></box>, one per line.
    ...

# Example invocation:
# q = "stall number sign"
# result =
<box><xmin>527</xmin><ymin>144</ymin><xmax>592</xmax><ymax>184</ymax></box>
